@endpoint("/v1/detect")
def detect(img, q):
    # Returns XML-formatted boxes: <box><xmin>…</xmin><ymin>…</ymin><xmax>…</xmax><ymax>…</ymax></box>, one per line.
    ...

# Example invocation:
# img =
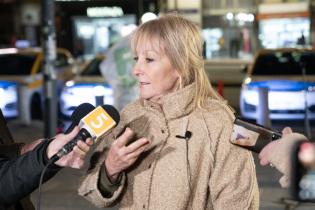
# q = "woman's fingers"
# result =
<box><xmin>126</xmin><ymin>142</ymin><xmax>149</xmax><ymax>159</ymax></box>
<box><xmin>124</xmin><ymin>138</ymin><xmax>150</xmax><ymax>154</ymax></box>
<box><xmin>115</xmin><ymin>127</ymin><xmax>135</xmax><ymax>148</ymax></box>
<box><xmin>282</xmin><ymin>127</ymin><xmax>293</xmax><ymax>136</ymax></box>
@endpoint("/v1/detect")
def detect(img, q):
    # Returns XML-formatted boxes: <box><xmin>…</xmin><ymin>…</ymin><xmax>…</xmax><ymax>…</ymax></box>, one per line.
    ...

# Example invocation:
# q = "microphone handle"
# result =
<box><xmin>50</xmin><ymin>128</ymin><xmax>91</xmax><ymax>163</ymax></box>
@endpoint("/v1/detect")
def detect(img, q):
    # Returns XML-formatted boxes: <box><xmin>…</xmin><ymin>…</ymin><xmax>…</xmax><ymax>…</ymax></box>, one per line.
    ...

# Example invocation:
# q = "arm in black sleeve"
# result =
<box><xmin>0</xmin><ymin>143</ymin><xmax>25</xmax><ymax>159</ymax></box>
<box><xmin>0</xmin><ymin>139</ymin><xmax>62</xmax><ymax>206</ymax></box>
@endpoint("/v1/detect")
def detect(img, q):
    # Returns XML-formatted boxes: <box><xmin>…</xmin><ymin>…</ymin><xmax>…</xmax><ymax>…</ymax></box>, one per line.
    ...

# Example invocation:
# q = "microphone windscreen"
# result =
<box><xmin>65</xmin><ymin>103</ymin><xmax>95</xmax><ymax>134</ymax></box>
<box><xmin>101</xmin><ymin>104</ymin><xmax>120</xmax><ymax>124</ymax></box>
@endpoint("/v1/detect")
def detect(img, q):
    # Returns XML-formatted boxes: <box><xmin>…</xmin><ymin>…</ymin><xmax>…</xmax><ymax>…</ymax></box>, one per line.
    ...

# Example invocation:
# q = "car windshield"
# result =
<box><xmin>0</xmin><ymin>54</ymin><xmax>36</xmax><ymax>75</ymax></box>
<box><xmin>81</xmin><ymin>58</ymin><xmax>102</xmax><ymax>76</ymax></box>
<box><xmin>252</xmin><ymin>51</ymin><xmax>315</xmax><ymax>75</ymax></box>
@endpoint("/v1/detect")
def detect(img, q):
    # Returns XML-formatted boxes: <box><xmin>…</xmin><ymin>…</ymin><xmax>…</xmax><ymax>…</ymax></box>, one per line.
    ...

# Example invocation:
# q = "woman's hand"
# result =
<box><xmin>105</xmin><ymin>127</ymin><xmax>150</xmax><ymax>183</ymax></box>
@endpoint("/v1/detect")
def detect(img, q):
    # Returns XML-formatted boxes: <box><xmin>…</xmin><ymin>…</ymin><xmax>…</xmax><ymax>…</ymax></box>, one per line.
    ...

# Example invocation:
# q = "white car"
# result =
<box><xmin>60</xmin><ymin>55</ymin><xmax>114</xmax><ymax>118</ymax></box>
<box><xmin>0</xmin><ymin>47</ymin><xmax>77</xmax><ymax>123</ymax></box>
<box><xmin>240</xmin><ymin>48</ymin><xmax>315</xmax><ymax>120</ymax></box>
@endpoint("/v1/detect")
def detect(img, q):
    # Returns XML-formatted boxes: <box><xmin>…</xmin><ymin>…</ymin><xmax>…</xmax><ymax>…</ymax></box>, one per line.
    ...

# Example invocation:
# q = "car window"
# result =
<box><xmin>300</xmin><ymin>52</ymin><xmax>315</xmax><ymax>75</ymax></box>
<box><xmin>0</xmin><ymin>54</ymin><xmax>36</xmax><ymax>75</ymax></box>
<box><xmin>81</xmin><ymin>58</ymin><xmax>102</xmax><ymax>76</ymax></box>
<box><xmin>252</xmin><ymin>51</ymin><xmax>315</xmax><ymax>75</ymax></box>
<box><xmin>55</xmin><ymin>52</ymin><xmax>70</xmax><ymax>67</ymax></box>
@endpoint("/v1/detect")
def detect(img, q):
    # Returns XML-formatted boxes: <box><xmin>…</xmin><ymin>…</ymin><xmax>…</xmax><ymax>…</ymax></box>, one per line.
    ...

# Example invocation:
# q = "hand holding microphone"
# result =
<box><xmin>46</xmin><ymin>126</ymin><xmax>93</xmax><ymax>168</ymax></box>
<box><xmin>50</xmin><ymin>104</ymin><xmax>120</xmax><ymax>163</ymax></box>
<box><xmin>230</xmin><ymin>119</ymin><xmax>308</xmax><ymax>188</ymax></box>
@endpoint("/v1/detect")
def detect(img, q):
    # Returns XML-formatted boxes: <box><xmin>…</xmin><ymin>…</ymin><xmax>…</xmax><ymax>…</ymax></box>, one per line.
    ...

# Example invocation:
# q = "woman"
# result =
<box><xmin>79</xmin><ymin>14</ymin><xmax>259</xmax><ymax>209</ymax></box>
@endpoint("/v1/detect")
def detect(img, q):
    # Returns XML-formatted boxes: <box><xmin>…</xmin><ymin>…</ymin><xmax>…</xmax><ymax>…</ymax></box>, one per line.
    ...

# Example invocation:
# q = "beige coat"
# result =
<box><xmin>79</xmin><ymin>83</ymin><xmax>259</xmax><ymax>210</ymax></box>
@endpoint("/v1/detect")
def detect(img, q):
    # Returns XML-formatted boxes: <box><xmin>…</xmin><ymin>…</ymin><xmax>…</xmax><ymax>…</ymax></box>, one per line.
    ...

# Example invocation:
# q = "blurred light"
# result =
<box><xmin>55</xmin><ymin>0</ymin><xmax>91</xmax><ymax>1</ymax></box>
<box><xmin>87</xmin><ymin>6</ymin><xmax>123</xmax><ymax>17</ymax></box>
<box><xmin>93</xmin><ymin>85</ymin><xmax>106</xmax><ymax>96</ymax></box>
<box><xmin>78</xmin><ymin>25</ymin><xmax>94</xmax><ymax>39</ymax></box>
<box><xmin>141</xmin><ymin>12</ymin><xmax>157</xmax><ymax>23</ymax></box>
<box><xmin>248</xmin><ymin>14</ymin><xmax>255</xmax><ymax>22</ymax></box>
<box><xmin>15</xmin><ymin>40</ymin><xmax>30</xmax><ymax>48</ymax></box>
<box><xmin>0</xmin><ymin>88</ymin><xmax>4</xmax><ymax>95</ymax></box>
<box><xmin>230</xmin><ymin>13</ymin><xmax>254</xmax><ymax>22</ymax></box>
<box><xmin>66</xmin><ymin>80</ymin><xmax>75</xmax><ymax>87</ymax></box>
<box><xmin>0</xmin><ymin>48</ymin><xmax>17</xmax><ymax>55</ymax></box>
<box><xmin>120</xmin><ymin>24</ymin><xmax>137</xmax><ymax>37</ymax></box>
<box><xmin>244</xmin><ymin>77</ymin><xmax>252</xmax><ymax>84</ymax></box>
<box><xmin>226</xmin><ymin>12</ymin><xmax>234</xmax><ymax>21</ymax></box>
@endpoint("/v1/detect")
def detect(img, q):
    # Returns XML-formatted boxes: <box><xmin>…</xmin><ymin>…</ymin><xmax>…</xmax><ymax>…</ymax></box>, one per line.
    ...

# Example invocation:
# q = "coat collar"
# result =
<box><xmin>142</xmin><ymin>83</ymin><xmax>196</xmax><ymax>120</ymax></box>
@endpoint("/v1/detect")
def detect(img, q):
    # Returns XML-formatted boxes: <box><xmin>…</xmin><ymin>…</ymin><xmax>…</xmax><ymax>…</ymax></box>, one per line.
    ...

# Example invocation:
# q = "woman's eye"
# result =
<box><xmin>133</xmin><ymin>57</ymin><xmax>138</xmax><ymax>61</ymax></box>
<box><xmin>146</xmin><ymin>58</ymin><xmax>154</xmax><ymax>62</ymax></box>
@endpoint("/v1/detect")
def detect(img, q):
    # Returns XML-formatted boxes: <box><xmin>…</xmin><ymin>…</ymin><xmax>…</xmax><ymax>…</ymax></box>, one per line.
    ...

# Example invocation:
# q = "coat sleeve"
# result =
<box><xmin>205</xmin><ymin>103</ymin><xmax>259</xmax><ymax>210</ymax></box>
<box><xmin>0</xmin><ymin>143</ymin><xmax>25</xmax><ymax>159</ymax></box>
<box><xmin>0</xmin><ymin>140</ymin><xmax>61</xmax><ymax>206</ymax></box>
<box><xmin>78</xmin><ymin>131</ymin><xmax>126</xmax><ymax>208</ymax></box>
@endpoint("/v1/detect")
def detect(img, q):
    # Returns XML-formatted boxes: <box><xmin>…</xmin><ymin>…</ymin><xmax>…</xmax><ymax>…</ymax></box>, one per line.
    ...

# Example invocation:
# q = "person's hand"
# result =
<box><xmin>46</xmin><ymin>126</ymin><xmax>94</xmax><ymax>169</ymax></box>
<box><xmin>105</xmin><ymin>127</ymin><xmax>150</xmax><ymax>183</ymax></box>
<box><xmin>298</xmin><ymin>141</ymin><xmax>315</xmax><ymax>168</ymax></box>
<box><xmin>20</xmin><ymin>139</ymin><xmax>43</xmax><ymax>155</ymax></box>
<box><xmin>259</xmin><ymin>127</ymin><xmax>307</xmax><ymax>188</ymax></box>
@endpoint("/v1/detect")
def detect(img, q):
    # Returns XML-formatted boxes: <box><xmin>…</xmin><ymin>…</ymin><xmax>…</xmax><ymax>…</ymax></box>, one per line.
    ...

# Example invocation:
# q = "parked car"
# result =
<box><xmin>59</xmin><ymin>55</ymin><xmax>113</xmax><ymax>118</ymax></box>
<box><xmin>0</xmin><ymin>47</ymin><xmax>77</xmax><ymax>123</ymax></box>
<box><xmin>240</xmin><ymin>48</ymin><xmax>315</xmax><ymax>120</ymax></box>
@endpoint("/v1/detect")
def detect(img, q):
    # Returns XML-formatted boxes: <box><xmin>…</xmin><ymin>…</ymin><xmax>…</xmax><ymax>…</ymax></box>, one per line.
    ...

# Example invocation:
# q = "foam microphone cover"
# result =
<box><xmin>64</xmin><ymin>103</ymin><xmax>95</xmax><ymax>134</ymax></box>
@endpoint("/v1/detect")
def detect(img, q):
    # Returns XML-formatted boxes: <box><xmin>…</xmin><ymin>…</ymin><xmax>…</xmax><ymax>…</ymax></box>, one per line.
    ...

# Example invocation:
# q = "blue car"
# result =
<box><xmin>240</xmin><ymin>48</ymin><xmax>315</xmax><ymax>120</ymax></box>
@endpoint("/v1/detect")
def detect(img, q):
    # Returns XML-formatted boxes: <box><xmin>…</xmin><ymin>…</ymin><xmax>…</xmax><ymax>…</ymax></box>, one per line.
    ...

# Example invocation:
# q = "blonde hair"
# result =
<box><xmin>131</xmin><ymin>13</ymin><xmax>223</xmax><ymax>108</ymax></box>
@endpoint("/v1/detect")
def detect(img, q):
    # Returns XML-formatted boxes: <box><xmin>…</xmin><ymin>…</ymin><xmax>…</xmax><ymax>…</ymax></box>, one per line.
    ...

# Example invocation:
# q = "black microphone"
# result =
<box><xmin>64</xmin><ymin>103</ymin><xmax>95</xmax><ymax>134</ymax></box>
<box><xmin>50</xmin><ymin>104</ymin><xmax>120</xmax><ymax>163</ymax></box>
<box><xmin>176</xmin><ymin>131</ymin><xmax>192</xmax><ymax>140</ymax></box>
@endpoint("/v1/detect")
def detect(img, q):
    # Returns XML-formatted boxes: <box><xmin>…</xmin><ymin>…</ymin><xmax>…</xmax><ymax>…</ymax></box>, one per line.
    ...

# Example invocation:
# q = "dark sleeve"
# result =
<box><xmin>98</xmin><ymin>164</ymin><xmax>122</xmax><ymax>198</ymax></box>
<box><xmin>0</xmin><ymin>140</ymin><xmax>62</xmax><ymax>206</ymax></box>
<box><xmin>0</xmin><ymin>143</ymin><xmax>25</xmax><ymax>159</ymax></box>
<box><xmin>0</xmin><ymin>109</ymin><xmax>15</xmax><ymax>145</ymax></box>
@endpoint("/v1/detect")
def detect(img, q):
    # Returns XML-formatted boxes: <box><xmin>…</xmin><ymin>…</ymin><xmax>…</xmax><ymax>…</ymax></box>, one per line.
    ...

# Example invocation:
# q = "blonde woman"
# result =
<box><xmin>79</xmin><ymin>14</ymin><xmax>259</xmax><ymax>210</ymax></box>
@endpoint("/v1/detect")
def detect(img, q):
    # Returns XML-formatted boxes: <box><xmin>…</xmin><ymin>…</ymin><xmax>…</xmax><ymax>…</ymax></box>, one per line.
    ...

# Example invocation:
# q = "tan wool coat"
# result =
<box><xmin>78</xmin><ymin>83</ymin><xmax>259</xmax><ymax>210</ymax></box>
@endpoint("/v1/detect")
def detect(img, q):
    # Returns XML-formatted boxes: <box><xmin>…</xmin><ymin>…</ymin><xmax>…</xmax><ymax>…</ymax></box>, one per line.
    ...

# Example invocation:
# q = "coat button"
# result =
<box><xmin>161</xmin><ymin>129</ymin><xmax>165</xmax><ymax>133</ymax></box>
<box><xmin>143</xmin><ymin>204</ymin><xmax>145</xmax><ymax>208</ymax></box>
<box><xmin>148</xmin><ymin>164</ymin><xmax>151</xmax><ymax>169</ymax></box>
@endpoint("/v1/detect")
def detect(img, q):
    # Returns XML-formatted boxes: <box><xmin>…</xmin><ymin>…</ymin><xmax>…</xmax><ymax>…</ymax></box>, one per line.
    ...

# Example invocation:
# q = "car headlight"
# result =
<box><xmin>93</xmin><ymin>85</ymin><xmax>106</xmax><ymax>97</ymax></box>
<box><xmin>244</xmin><ymin>77</ymin><xmax>252</xmax><ymax>85</ymax></box>
<box><xmin>66</xmin><ymin>80</ymin><xmax>75</xmax><ymax>87</ymax></box>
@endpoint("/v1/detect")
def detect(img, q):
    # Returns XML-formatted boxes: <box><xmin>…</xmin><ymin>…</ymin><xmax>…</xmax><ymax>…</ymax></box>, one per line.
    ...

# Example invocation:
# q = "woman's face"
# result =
<box><xmin>132</xmin><ymin>38</ymin><xmax>180</xmax><ymax>103</ymax></box>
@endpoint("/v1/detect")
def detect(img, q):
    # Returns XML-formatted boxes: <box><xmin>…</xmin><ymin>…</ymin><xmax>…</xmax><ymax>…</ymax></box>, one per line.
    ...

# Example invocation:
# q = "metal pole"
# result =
<box><xmin>41</xmin><ymin>0</ymin><xmax>58</xmax><ymax>138</ymax></box>
<box><xmin>257</xmin><ymin>87</ymin><xmax>271</xmax><ymax>128</ymax></box>
<box><xmin>301</xmin><ymin>61</ymin><xmax>312</xmax><ymax>139</ymax></box>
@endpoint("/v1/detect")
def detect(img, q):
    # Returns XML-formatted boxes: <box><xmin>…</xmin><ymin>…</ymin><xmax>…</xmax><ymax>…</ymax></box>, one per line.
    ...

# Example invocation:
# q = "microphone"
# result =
<box><xmin>230</xmin><ymin>118</ymin><xmax>282</xmax><ymax>153</ymax></box>
<box><xmin>50</xmin><ymin>104</ymin><xmax>120</xmax><ymax>162</ymax></box>
<box><xmin>176</xmin><ymin>131</ymin><xmax>192</xmax><ymax>140</ymax></box>
<box><xmin>64</xmin><ymin>103</ymin><xmax>95</xmax><ymax>134</ymax></box>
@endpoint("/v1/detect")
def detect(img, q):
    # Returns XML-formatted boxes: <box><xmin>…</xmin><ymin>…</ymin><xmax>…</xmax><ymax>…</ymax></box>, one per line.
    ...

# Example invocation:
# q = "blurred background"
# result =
<box><xmin>1</xmin><ymin>0</ymin><xmax>315</xmax><ymax>209</ymax></box>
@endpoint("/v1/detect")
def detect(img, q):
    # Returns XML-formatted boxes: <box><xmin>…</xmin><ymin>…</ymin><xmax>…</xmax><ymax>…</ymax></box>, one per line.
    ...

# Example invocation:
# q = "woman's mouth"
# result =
<box><xmin>140</xmin><ymin>82</ymin><xmax>150</xmax><ymax>85</ymax></box>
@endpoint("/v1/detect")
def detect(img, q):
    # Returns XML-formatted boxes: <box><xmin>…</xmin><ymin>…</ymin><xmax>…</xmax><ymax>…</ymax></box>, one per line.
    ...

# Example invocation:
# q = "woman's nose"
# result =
<box><xmin>132</xmin><ymin>62</ymin><xmax>142</xmax><ymax>76</ymax></box>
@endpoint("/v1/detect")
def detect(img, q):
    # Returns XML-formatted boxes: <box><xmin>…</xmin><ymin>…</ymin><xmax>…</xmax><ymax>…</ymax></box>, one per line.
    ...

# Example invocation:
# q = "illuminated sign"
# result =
<box><xmin>87</xmin><ymin>6</ymin><xmax>124</xmax><ymax>17</ymax></box>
